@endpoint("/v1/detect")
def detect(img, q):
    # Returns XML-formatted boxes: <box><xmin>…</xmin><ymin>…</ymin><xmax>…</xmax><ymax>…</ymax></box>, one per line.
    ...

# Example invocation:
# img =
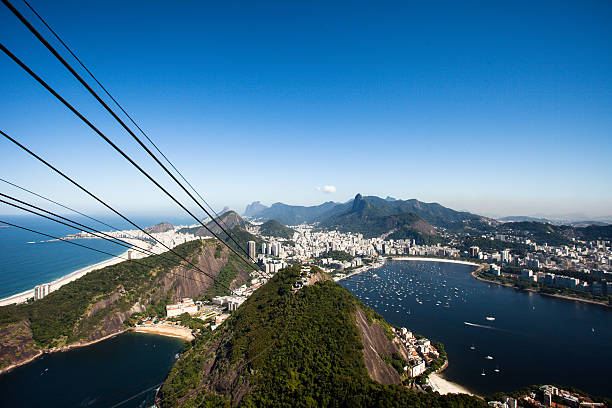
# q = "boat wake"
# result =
<box><xmin>463</xmin><ymin>321</ymin><xmax>512</xmax><ymax>333</ymax></box>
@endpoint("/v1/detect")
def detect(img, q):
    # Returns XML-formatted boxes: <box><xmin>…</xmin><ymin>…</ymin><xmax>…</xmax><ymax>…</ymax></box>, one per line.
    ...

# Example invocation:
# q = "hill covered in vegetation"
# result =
<box><xmin>320</xmin><ymin>194</ymin><xmax>440</xmax><ymax>243</ymax></box>
<box><xmin>258</xmin><ymin>219</ymin><xmax>295</xmax><ymax>239</ymax></box>
<box><xmin>0</xmin><ymin>239</ymin><xmax>250</xmax><ymax>372</ymax></box>
<box><xmin>158</xmin><ymin>266</ymin><xmax>486</xmax><ymax>407</ymax></box>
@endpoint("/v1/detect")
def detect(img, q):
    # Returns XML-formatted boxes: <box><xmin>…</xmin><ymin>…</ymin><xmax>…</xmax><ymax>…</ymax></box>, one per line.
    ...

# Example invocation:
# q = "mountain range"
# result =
<box><xmin>245</xmin><ymin>194</ymin><xmax>487</xmax><ymax>228</ymax></box>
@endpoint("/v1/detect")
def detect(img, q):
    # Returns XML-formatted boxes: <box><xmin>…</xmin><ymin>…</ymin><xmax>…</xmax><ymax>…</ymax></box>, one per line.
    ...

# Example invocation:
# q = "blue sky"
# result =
<box><xmin>1</xmin><ymin>0</ymin><xmax>611</xmax><ymax>220</ymax></box>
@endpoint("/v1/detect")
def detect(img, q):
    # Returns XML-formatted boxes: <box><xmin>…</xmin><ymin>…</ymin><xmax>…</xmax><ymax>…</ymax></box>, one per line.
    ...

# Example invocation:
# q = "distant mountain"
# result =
<box><xmin>258</xmin><ymin>219</ymin><xmax>295</xmax><ymax>239</ymax></box>
<box><xmin>385</xmin><ymin>196</ymin><xmax>398</xmax><ymax>201</ymax></box>
<box><xmin>179</xmin><ymin>211</ymin><xmax>246</xmax><ymax>237</ymax></box>
<box><xmin>244</xmin><ymin>201</ymin><xmax>268</xmax><ymax>217</ymax></box>
<box><xmin>498</xmin><ymin>216</ymin><xmax>554</xmax><ymax>224</ymax></box>
<box><xmin>567</xmin><ymin>221</ymin><xmax>610</xmax><ymax>228</ymax></box>
<box><xmin>144</xmin><ymin>222</ymin><xmax>174</xmax><ymax>234</ymax></box>
<box><xmin>247</xmin><ymin>194</ymin><xmax>486</xmax><ymax>231</ymax></box>
<box><xmin>321</xmin><ymin>194</ymin><xmax>438</xmax><ymax>242</ymax></box>
<box><xmin>250</xmin><ymin>201</ymin><xmax>340</xmax><ymax>225</ymax></box>
<box><xmin>497</xmin><ymin>221</ymin><xmax>612</xmax><ymax>245</ymax></box>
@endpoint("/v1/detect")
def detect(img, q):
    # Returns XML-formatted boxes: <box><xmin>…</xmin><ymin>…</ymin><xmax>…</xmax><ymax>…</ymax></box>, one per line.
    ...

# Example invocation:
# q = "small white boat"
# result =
<box><xmin>481</xmin><ymin>370</ymin><xmax>486</xmax><ymax>376</ymax></box>
<box><xmin>486</xmin><ymin>316</ymin><xmax>495</xmax><ymax>321</ymax></box>
<box><xmin>485</xmin><ymin>356</ymin><xmax>493</xmax><ymax>360</ymax></box>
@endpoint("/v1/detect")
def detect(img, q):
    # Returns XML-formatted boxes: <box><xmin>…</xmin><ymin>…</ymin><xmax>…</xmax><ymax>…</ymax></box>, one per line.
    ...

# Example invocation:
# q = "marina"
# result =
<box><xmin>340</xmin><ymin>259</ymin><xmax>612</xmax><ymax>398</ymax></box>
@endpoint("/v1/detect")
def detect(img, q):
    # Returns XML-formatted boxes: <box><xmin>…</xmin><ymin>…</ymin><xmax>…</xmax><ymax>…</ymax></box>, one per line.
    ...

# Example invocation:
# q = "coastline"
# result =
<box><xmin>390</xmin><ymin>256</ymin><xmax>480</xmax><ymax>267</ymax></box>
<box><xmin>471</xmin><ymin>271</ymin><xmax>611</xmax><ymax>308</ymax></box>
<box><xmin>429</xmin><ymin>371</ymin><xmax>476</xmax><ymax>396</ymax></box>
<box><xmin>0</xmin><ymin>248</ymin><xmax>131</xmax><ymax>307</ymax></box>
<box><xmin>0</xmin><ymin>326</ymin><xmax>190</xmax><ymax>376</ymax></box>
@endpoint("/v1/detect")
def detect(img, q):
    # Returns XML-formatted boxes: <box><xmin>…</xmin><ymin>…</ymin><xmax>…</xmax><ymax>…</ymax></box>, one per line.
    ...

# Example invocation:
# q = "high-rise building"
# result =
<box><xmin>469</xmin><ymin>246</ymin><xmax>480</xmax><ymax>258</ymax></box>
<box><xmin>247</xmin><ymin>241</ymin><xmax>256</xmax><ymax>260</ymax></box>
<box><xmin>34</xmin><ymin>283</ymin><xmax>51</xmax><ymax>300</ymax></box>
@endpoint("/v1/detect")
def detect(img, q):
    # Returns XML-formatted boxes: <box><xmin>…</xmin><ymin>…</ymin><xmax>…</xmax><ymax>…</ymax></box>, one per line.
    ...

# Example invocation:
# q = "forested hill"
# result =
<box><xmin>179</xmin><ymin>211</ymin><xmax>246</xmax><ymax>237</ymax></box>
<box><xmin>321</xmin><ymin>194</ymin><xmax>440</xmax><ymax>243</ymax></box>
<box><xmin>258</xmin><ymin>219</ymin><xmax>295</xmax><ymax>239</ymax></box>
<box><xmin>158</xmin><ymin>266</ymin><xmax>486</xmax><ymax>408</ymax></box>
<box><xmin>0</xmin><ymin>239</ymin><xmax>250</xmax><ymax>372</ymax></box>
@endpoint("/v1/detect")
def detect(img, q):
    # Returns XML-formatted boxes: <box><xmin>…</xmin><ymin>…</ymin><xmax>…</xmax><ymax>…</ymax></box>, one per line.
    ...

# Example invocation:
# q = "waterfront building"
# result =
<box><xmin>470</xmin><ymin>246</ymin><xmax>480</xmax><ymax>258</ymax></box>
<box><xmin>490</xmin><ymin>264</ymin><xmax>501</xmax><ymax>276</ymax></box>
<box><xmin>34</xmin><ymin>283</ymin><xmax>51</xmax><ymax>300</ymax></box>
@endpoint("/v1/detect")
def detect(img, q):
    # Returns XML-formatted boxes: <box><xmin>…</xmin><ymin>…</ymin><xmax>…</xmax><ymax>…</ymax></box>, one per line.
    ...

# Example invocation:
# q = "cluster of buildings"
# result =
<box><xmin>391</xmin><ymin>327</ymin><xmax>440</xmax><ymax>378</ymax></box>
<box><xmin>486</xmin><ymin>263</ymin><xmax>612</xmax><ymax>297</ymax></box>
<box><xmin>468</xmin><ymin>235</ymin><xmax>611</xmax><ymax>277</ymax></box>
<box><xmin>488</xmin><ymin>385</ymin><xmax>606</xmax><ymax>408</ymax></box>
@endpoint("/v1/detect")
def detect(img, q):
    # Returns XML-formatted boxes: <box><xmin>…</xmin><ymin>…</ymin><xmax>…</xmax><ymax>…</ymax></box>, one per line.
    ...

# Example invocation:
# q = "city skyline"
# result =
<box><xmin>1</xmin><ymin>0</ymin><xmax>611</xmax><ymax>219</ymax></box>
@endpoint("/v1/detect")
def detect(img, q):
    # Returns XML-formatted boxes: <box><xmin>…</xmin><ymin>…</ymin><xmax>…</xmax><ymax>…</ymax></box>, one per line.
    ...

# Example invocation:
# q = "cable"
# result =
<box><xmin>0</xmin><ymin>220</ymin><xmax>220</xmax><ymax>288</ymax></box>
<box><xmin>0</xmin><ymin>128</ymin><xmax>251</xmax><ymax>286</ymax></box>
<box><xmin>0</xmin><ymin>42</ymin><xmax>258</xmax><ymax>272</ymax></box>
<box><xmin>1</xmin><ymin>177</ymin><xmax>122</xmax><ymax>232</ymax></box>
<box><xmin>1</xmin><ymin>194</ymin><xmax>155</xmax><ymax>259</ymax></box>
<box><xmin>2</xmin><ymin>0</ymin><xmax>253</xmax><ymax>264</ymax></box>
<box><xmin>0</xmin><ymin>193</ymin><xmax>236</xmax><ymax>293</ymax></box>
<box><xmin>20</xmin><ymin>0</ymin><xmax>236</xmax><ymax>237</ymax></box>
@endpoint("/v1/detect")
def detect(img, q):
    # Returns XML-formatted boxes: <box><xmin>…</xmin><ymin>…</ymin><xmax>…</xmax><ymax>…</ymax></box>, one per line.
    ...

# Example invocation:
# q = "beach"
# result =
<box><xmin>133</xmin><ymin>323</ymin><xmax>194</xmax><ymax>341</ymax></box>
<box><xmin>0</xmin><ymin>249</ymin><xmax>134</xmax><ymax>307</ymax></box>
<box><xmin>391</xmin><ymin>256</ymin><xmax>480</xmax><ymax>267</ymax></box>
<box><xmin>428</xmin><ymin>372</ymin><xmax>475</xmax><ymax>396</ymax></box>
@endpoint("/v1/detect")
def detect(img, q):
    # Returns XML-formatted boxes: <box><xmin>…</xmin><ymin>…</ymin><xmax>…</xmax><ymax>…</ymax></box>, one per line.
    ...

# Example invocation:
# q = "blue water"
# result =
<box><xmin>0</xmin><ymin>332</ymin><xmax>184</xmax><ymax>408</ymax></box>
<box><xmin>0</xmin><ymin>214</ymin><xmax>193</xmax><ymax>299</ymax></box>
<box><xmin>340</xmin><ymin>260</ymin><xmax>612</xmax><ymax>397</ymax></box>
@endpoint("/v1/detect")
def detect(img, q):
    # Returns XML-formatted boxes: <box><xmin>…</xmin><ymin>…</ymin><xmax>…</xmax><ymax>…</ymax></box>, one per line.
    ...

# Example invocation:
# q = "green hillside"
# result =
<box><xmin>0</xmin><ymin>239</ymin><xmax>250</xmax><ymax>370</ymax></box>
<box><xmin>258</xmin><ymin>219</ymin><xmax>295</xmax><ymax>239</ymax></box>
<box><xmin>159</xmin><ymin>266</ymin><xmax>486</xmax><ymax>407</ymax></box>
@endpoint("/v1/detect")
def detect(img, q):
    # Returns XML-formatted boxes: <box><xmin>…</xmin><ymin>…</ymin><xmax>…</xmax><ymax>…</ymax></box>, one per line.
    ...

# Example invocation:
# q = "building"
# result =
<box><xmin>247</xmin><ymin>240</ymin><xmax>256</xmax><ymax>260</ymax></box>
<box><xmin>166</xmin><ymin>298</ymin><xmax>198</xmax><ymax>317</ymax></box>
<box><xmin>490</xmin><ymin>264</ymin><xmax>501</xmax><ymax>276</ymax></box>
<box><xmin>501</xmin><ymin>250</ymin><xmax>511</xmax><ymax>264</ymax></box>
<box><xmin>34</xmin><ymin>283</ymin><xmax>51</xmax><ymax>300</ymax></box>
<box><xmin>406</xmin><ymin>359</ymin><xmax>426</xmax><ymax>377</ymax></box>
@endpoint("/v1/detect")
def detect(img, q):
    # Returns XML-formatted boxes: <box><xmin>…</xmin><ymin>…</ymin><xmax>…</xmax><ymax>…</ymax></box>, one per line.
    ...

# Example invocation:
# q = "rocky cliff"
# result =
<box><xmin>0</xmin><ymin>239</ymin><xmax>250</xmax><ymax>373</ymax></box>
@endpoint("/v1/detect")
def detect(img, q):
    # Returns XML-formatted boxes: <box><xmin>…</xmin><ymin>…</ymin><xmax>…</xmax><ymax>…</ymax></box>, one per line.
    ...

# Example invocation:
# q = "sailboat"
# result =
<box><xmin>481</xmin><ymin>370</ymin><xmax>486</xmax><ymax>376</ymax></box>
<box><xmin>494</xmin><ymin>366</ymin><xmax>500</xmax><ymax>373</ymax></box>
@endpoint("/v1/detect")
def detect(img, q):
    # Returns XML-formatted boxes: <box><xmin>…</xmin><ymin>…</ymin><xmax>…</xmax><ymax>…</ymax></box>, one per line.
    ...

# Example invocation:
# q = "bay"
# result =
<box><xmin>0</xmin><ymin>332</ymin><xmax>184</xmax><ymax>408</ymax></box>
<box><xmin>340</xmin><ymin>260</ymin><xmax>612</xmax><ymax>398</ymax></box>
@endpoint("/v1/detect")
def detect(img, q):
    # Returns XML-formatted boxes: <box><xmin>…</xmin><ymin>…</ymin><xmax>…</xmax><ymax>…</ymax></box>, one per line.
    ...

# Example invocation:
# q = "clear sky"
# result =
<box><xmin>1</xmin><ymin>0</ymin><xmax>611</xmax><ymax>220</ymax></box>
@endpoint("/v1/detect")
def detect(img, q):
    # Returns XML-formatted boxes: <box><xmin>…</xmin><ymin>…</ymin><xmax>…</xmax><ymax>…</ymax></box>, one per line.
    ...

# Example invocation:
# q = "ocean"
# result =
<box><xmin>340</xmin><ymin>260</ymin><xmax>612</xmax><ymax>398</ymax></box>
<box><xmin>0</xmin><ymin>214</ymin><xmax>193</xmax><ymax>299</ymax></box>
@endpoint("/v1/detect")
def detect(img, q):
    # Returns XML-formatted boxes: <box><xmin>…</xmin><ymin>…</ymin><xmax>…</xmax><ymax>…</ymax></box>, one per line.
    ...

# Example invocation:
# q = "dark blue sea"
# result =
<box><xmin>340</xmin><ymin>260</ymin><xmax>612</xmax><ymax>398</ymax></box>
<box><xmin>0</xmin><ymin>332</ymin><xmax>184</xmax><ymax>408</ymax></box>
<box><xmin>0</xmin><ymin>214</ymin><xmax>192</xmax><ymax>299</ymax></box>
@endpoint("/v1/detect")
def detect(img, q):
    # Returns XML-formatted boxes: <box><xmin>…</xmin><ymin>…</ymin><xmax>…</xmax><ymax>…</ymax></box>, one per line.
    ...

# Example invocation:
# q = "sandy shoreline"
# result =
<box><xmin>0</xmin><ymin>327</ymin><xmax>191</xmax><ymax>376</ymax></box>
<box><xmin>391</xmin><ymin>256</ymin><xmax>480</xmax><ymax>267</ymax></box>
<box><xmin>133</xmin><ymin>324</ymin><xmax>195</xmax><ymax>341</ymax></box>
<box><xmin>429</xmin><ymin>372</ymin><xmax>476</xmax><ymax>396</ymax></box>
<box><xmin>0</xmin><ymin>249</ymin><xmax>132</xmax><ymax>307</ymax></box>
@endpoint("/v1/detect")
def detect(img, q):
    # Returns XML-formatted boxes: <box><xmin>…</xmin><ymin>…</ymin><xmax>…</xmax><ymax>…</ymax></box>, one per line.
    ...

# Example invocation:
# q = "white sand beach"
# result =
<box><xmin>392</xmin><ymin>256</ymin><xmax>479</xmax><ymax>267</ymax></box>
<box><xmin>0</xmin><ymin>249</ymin><xmax>131</xmax><ymax>306</ymax></box>
<box><xmin>429</xmin><ymin>372</ymin><xmax>475</xmax><ymax>395</ymax></box>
